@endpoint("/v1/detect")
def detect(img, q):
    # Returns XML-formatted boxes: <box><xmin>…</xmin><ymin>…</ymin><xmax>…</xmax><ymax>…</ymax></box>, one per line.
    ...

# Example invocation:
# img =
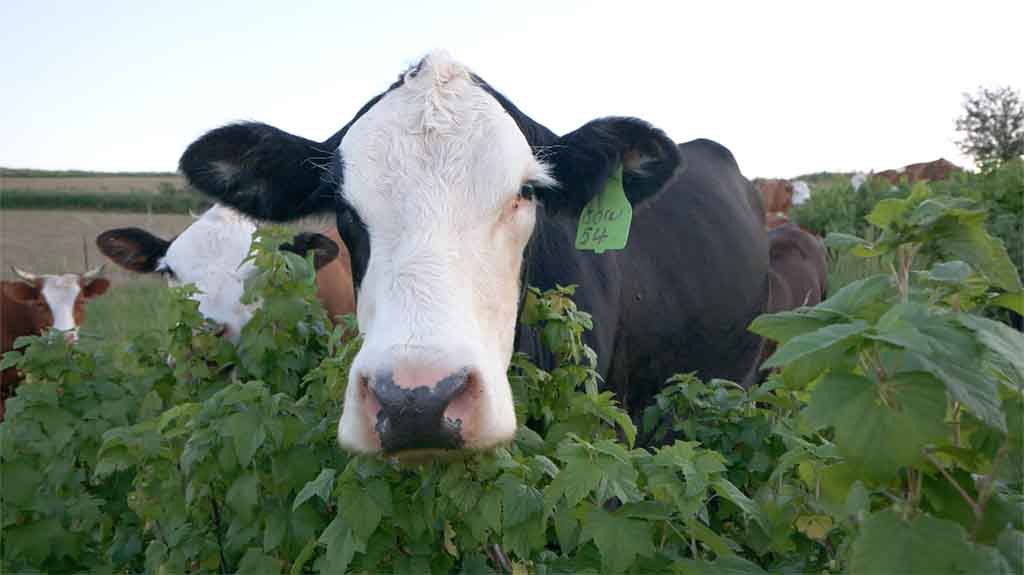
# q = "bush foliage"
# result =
<box><xmin>2</xmin><ymin>181</ymin><xmax>1023</xmax><ymax>573</ymax></box>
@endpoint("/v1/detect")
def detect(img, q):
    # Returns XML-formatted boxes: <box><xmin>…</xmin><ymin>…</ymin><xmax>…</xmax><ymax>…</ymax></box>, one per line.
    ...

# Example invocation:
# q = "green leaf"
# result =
<box><xmin>991</xmin><ymin>292</ymin><xmax>1024</xmax><ymax>316</ymax></box>
<box><xmin>711</xmin><ymin>479</ymin><xmax>762</xmax><ymax>526</ymax></box>
<box><xmin>677</xmin><ymin>556</ymin><xmax>768</xmax><ymax>575</ymax></box>
<box><xmin>293</xmin><ymin>468</ymin><xmax>336</xmax><ymax>511</ymax></box>
<box><xmin>762</xmin><ymin>320</ymin><xmax>869</xmax><ymax>369</ymax></box>
<box><xmin>996</xmin><ymin>529</ymin><xmax>1024</xmax><ymax>575</ymax></box>
<box><xmin>926</xmin><ymin>260</ymin><xmax>974</xmax><ymax>285</ymax></box>
<box><xmin>929</xmin><ymin>207</ymin><xmax>1023</xmax><ymax>292</ymax></box>
<box><xmin>500</xmin><ymin>475</ymin><xmax>543</xmax><ymax>528</ymax></box>
<box><xmin>958</xmin><ymin>313</ymin><xmax>1024</xmax><ymax>391</ymax></box>
<box><xmin>824</xmin><ymin>232</ymin><xmax>870</xmax><ymax>251</ymax></box>
<box><xmin>804</xmin><ymin>372</ymin><xmax>948</xmax><ymax>478</ymax></box>
<box><xmin>318</xmin><ymin>516</ymin><xmax>361</xmax><ymax>575</ymax></box>
<box><xmin>226</xmin><ymin>411</ymin><xmax>267</xmax><ymax>468</ymax></box>
<box><xmin>226</xmin><ymin>473</ymin><xmax>261</xmax><ymax>522</ymax></box>
<box><xmin>851</xmin><ymin>511</ymin><xmax>1012</xmax><ymax>575</ymax></box>
<box><xmin>818</xmin><ymin>274</ymin><xmax>895</xmax><ymax>317</ymax></box>
<box><xmin>867</xmin><ymin>197</ymin><xmax>911</xmax><ymax>228</ymax></box>
<box><xmin>236</xmin><ymin>548</ymin><xmax>280</xmax><ymax>575</ymax></box>
<box><xmin>545</xmin><ymin>446</ymin><xmax>604</xmax><ymax>511</ymax></box>
<box><xmin>748</xmin><ymin>308</ymin><xmax>847</xmax><ymax>344</ymax></box>
<box><xmin>338</xmin><ymin>481</ymin><xmax>382</xmax><ymax>540</ymax></box>
<box><xmin>263</xmin><ymin>512</ymin><xmax>287</xmax><ymax>553</ymax></box>
<box><xmin>580</xmin><ymin>505</ymin><xmax>655</xmax><ymax>574</ymax></box>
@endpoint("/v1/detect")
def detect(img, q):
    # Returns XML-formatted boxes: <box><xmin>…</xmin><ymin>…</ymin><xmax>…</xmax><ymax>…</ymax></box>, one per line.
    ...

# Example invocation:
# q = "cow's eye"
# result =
<box><xmin>519</xmin><ymin>184</ymin><xmax>535</xmax><ymax>200</ymax></box>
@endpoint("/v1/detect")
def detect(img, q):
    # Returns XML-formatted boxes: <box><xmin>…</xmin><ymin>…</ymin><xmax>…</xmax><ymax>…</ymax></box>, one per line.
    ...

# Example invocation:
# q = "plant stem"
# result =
<box><xmin>973</xmin><ymin>440</ymin><xmax>1010</xmax><ymax>537</ymax></box>
<box><xmin>924</xmin><ymin>452</ymin><xmax>981</xmax><ymax>519</ymax></box>
<box><xmin>210</xmin><ymin>494</ymin><xmax>229</xmax><ymax>575</ymax></box>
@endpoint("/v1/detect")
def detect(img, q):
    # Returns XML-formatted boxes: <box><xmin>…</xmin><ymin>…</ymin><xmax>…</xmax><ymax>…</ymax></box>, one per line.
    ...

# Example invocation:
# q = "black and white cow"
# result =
<box><xmin>178</xmin><ymin>51</ymin><xmax>770</xmax><ymax>457</ymax></box>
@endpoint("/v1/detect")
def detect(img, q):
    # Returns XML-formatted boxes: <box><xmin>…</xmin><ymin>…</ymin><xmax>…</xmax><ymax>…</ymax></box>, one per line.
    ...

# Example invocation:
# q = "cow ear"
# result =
<box><xmin>96</xmin><ymin>228</ymin><xmax>170</xmax><ymax>273</ymax></box>
<box><xmin>180</xmin><ymin>122</ymin><xmax>340</xmax><ymax>222</ymax></box>
<box><xmin>83</xmin><ymin>278</ymin><xmax>111</xmax><ymax>298</ymax></box>
<box><xmin>536</xmin><ymin>117</ymin><xmax>681</xmax><ymax>214</ymax></box>
<box><xmin>2</xmin><ymin>281</ymin><xmax>40</xmax><ymax>303</ymax></box>
<box><xmin>281</xmin><ymin>232</ymin><xmax>340</xmax><ymax>270</ymax></box>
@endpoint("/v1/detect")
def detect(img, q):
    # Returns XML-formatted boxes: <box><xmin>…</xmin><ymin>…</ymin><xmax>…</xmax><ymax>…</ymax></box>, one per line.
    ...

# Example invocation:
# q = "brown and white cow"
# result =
<box><xmin>1</xmin><ymin>265</ymin><xmax>110</xmax><ymax>419</ymax></box>
<box><xmin>873</xmin><ymin>158</ymin><xmax>962</xmax><ymax>186</ymax></box>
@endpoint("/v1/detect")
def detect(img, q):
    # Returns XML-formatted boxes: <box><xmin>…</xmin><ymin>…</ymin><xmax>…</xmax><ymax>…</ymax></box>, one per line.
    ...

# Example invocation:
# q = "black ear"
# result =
<box><xmin>179</xmin><ymin>122</ymin><xmax>340</xmax><ymax>222</ymax></box>
<box><xmin>96</xmin><ymin>228</ymin><xmax>171</xmax><ymax>273</ymax></box>
<box><xmin>281</xmin><ymin>232</ymin><xmax>340</xmax><ymax>270</ymax></box>
<box><xmin>537</xmin><ymin>117</ymin><xmax>681</xmax><ymax>214</ymax></box>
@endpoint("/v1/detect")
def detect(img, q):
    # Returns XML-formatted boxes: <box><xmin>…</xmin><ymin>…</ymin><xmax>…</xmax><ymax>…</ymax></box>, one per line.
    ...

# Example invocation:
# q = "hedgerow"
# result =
<box><xmin>0</xmin><ymin>188</ymin><xmax>212</xmax><ymax>214</ymax></box>
<box><xmin>2</xmin><ymin>181</ymin><xmax>1023</xmax><ymax>573</ymax></box>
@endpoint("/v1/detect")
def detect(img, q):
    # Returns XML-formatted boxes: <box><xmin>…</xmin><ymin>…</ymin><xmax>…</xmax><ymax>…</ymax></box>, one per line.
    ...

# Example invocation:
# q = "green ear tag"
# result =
<box><xmin>574</xmin><ymin>164</ymin><xmax>632</xmax><ymax>254</ymax></box>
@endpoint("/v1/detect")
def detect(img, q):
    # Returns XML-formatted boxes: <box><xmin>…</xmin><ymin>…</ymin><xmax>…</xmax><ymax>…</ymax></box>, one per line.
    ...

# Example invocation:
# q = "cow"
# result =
<box><xmin>1</xmin><ymin>265</ymin><xmax>110</xmax><ymax>419</ymax></box>
<box><xmin>175</xmin><ymin>51</ymin><xmax>772</xmax><ymax>458</ymax></box>
<box><xmin>96</xmin><ymin>204</ymin><xmax>344</xmax><ymax>341</ymax></box>
<box><xmin>315</xmin><ymin>226</ymin><xmax>356</xmax><ymax>327</ymax></box>
<box><xmin>755</xmin><ymin>178</ymin><xmax>794</xmax><ymax>229</ymax></box>
<box><xmin>874</xmin><ymin>158</ymin><xmax>962</xmax><ymax>186</ymax></box>
<box><xmin>755</xmin><ymin>221</ymin><xmax>829</xmax><ymax>375</ymax></box>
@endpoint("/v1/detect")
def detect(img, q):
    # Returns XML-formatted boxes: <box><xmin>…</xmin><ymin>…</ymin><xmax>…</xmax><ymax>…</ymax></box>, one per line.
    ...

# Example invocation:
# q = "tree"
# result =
<box><xmin>954</xmin><ymin>86</ymin><xmax>1024</xmax><ymax>168</ymax></box>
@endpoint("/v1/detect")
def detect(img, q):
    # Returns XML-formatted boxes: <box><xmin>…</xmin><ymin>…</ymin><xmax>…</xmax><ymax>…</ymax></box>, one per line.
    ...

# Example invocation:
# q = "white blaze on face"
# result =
<box><xmin>336</xmin><ymin>52</ymin><xmax>555</xmax><ymax>453</ymax></box>
<box><xmin>161</xmin><ymin>204</ymin><xmax>259</xmax><ymax>341</ymax></box>
<box><xmin>40</xmin><ymin>274</ymin><xmax>83</xmax><ymax>334</ymax></box>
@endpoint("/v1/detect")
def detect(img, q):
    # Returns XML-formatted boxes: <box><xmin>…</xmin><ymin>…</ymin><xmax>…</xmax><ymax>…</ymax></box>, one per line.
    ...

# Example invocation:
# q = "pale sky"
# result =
<box><xmin>2</xmin><ymin>0</ymin><xmax>1022</xmax><ymax>179</ymax></box>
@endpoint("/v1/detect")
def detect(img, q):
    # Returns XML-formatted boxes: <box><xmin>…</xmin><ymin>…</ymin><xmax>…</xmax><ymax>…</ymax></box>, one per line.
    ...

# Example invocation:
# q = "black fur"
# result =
<box><xmin>280</xmin><ymin>232</ymin><xmax>340</xmax><ymax>270</ymax></box>
<box><xmin>179</xmin><ymin>123</ymin><xmax>339</xmax><ymax>221</ymax></box>
<box><xmin>538</xmin><ymin>117</ymin><xmax>682</xmax><ymax>214</ymax></box>
<box><xmin>96</xmin><ymin>228</ymin><xmax>171</xmax><ymax>273</ymax></box>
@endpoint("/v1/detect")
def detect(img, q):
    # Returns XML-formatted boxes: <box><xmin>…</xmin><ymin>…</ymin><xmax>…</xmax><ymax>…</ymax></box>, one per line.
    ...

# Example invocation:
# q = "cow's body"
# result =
<box><xmin>756</xmin><ymin>222</ymin><xmax>829</xmax><ymax>368</ymax></box>
<box><xmin>178</xmin><ymin>52</ymin><xmax>776</xmax><ymax>456</ymax></box>
<box><xmin>1</xmin><ymin>267</ymin><xmax>109</xmax><ymax>419</ymax></box>
<box><xmin>517</xmin><ymin>140</ymin><xmax>769</xmax><ymax>415</ymax></box>
<box><xmin>874</xmin><ymin>158</ymin><xmax>962</xmax><ymax>186</ymax></box>
<box><xmin>315</xmin><ymin>226</ymin><xmax>356</xmax><ymax>325</ymax></box>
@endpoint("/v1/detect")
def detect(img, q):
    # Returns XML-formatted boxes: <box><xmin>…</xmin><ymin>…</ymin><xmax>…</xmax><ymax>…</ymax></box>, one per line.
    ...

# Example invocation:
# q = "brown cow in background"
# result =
<box><xmin>1</xmin><ymin>266</ymin><xmax>110</xmax><ymax>420</ymax></box>
<box><xmin>754</xmin><ymin>178</ymin><xmax>794</xmax><ymax>228</ymax></box>
<box><xmin>754</xmin><ymin>222</ymin><xmax>829</xmax><ymax>379</ymax></box>
<box><xmin>873</xmin><ymin>158</ymin><xmax>961</xmax><ymax>186</ymax></box>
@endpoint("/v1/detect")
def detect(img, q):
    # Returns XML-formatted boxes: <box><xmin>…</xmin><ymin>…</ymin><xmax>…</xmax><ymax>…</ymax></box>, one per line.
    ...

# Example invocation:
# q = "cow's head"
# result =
<box><xmin>96</xmin><ymin>204</ymin><xmax>337</xmax><ymax>341</ymax></box>
<box><xmin>3</xmin><ymin>266</ymin><xmax>110</xmax><ymax>342</ymax></box>
<box><xmin>178</xmin><ymin>51</ymin><xmax>681</xmax><ymax>457</ymax></box>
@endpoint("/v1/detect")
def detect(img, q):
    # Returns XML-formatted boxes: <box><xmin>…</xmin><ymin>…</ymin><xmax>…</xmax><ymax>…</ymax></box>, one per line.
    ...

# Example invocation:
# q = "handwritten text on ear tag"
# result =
<box><xmin>575</xmin><ymin>164</ymin><xmax>632</xmax><ymax>254</ymax></box>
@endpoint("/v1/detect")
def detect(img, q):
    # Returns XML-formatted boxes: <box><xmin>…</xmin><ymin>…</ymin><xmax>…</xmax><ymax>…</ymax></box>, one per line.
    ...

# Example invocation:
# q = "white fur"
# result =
<box><xmin>791</xmin><ymin>181</ymin><xmax>811</xmax><ymax>205</ymax></box>
<box><xmin>160</xmin><ymin>204</ymin><xmax>259</xmax><ymax>341</ymax></box>
<box><xmin>40</xmin><ymin>275</ymin><xmax>84</xmax><ymax>335</ymax></box>
<box><xmin>336</xmin><ymin>51</ymin><xmax>554</xmax><ymax>453</ymax></box>
<box><xmin>850</xmin><ymin>172</ymin><xmax>867</xmax><ymax>191</ymax></box>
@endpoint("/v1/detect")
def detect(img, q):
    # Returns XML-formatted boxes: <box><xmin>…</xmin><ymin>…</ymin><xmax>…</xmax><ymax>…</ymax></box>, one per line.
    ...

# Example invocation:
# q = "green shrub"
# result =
<box><xmin>0</xmin><ymin>188</ymin><xmax>212</xmax><ymax>214</ymax></box>
<box><xmin>2</xmin><ymin>186</ymin><xmax>1022</xmax><ymax>573</ymax></box>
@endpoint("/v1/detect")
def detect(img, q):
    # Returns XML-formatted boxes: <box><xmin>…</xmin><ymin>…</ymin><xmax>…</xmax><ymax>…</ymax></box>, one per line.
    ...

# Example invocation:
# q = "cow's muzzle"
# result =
<box><xmin>368</xmin><ymin>367</ymin><xmax>472</xmax><ymax>453</ymax></box>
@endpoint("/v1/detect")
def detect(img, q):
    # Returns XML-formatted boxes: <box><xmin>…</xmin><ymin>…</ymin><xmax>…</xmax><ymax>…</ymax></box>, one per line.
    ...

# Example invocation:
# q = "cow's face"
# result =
<box><xmin>97</xmin><ymin>205</ymin><xmax>337</xmax><ymax>341</ymax></box>
<box><xmin>178</xmin><ymin>51</ymin><xmax>682</xmax><ymax>457</ymax></box>
<box><xmin>4</xmin><ymin>267</ymin><xmax>110</xmax><ymax>341</ymax></box>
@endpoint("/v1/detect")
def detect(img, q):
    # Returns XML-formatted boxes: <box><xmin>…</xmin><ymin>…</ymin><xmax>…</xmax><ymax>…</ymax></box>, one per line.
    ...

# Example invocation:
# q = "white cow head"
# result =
<box><xmin>97</xmin><ymin>204</ymin><xmax>337</xmax><ymax>341</ymax></box>
<box><xmin>177</xmin><ymin>51</ymin><xmax>682</xmax><ymax>457</ymax></box>
<box><xmin>3</xmin><ymin>266</ymin><xmax>110</xmax><ymax>342</ymax></box>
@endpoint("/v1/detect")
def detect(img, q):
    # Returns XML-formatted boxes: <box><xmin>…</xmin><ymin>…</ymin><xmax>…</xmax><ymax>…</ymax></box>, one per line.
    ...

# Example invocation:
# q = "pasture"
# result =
<box><xmin>1</xmin><ymin>171</ymin><xmax>184</xmax><ymax>194</ymax></box>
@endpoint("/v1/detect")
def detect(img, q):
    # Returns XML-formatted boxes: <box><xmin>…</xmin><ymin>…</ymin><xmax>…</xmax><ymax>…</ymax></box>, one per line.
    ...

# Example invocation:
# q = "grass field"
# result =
<box><xmin>0</xmin><ymin>210</ymin><xmax>194</xmax><ymax>279</ymax></box>
<box><xmin>0</xmin><ymin>174</ymin><xmax>185</xmax><ymax>194</ymax></box>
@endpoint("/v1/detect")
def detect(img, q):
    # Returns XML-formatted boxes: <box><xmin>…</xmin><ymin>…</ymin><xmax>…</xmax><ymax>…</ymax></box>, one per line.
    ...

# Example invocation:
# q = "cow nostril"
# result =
<box><xmin>369</xmin><ymin>367</ymin><xmax>473</xmax><ymax>453</ymax></box>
